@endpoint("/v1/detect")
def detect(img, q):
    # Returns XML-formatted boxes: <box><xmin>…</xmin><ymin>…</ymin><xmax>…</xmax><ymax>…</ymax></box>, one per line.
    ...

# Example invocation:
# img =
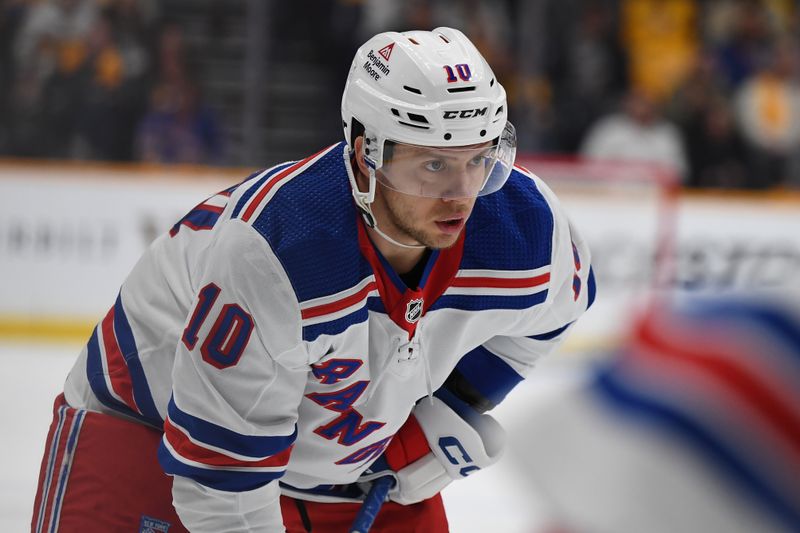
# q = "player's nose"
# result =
<box><xmin>439</xmin><ymin>171</ymin><xmax>481</xmax><ymax>200</ymax></box>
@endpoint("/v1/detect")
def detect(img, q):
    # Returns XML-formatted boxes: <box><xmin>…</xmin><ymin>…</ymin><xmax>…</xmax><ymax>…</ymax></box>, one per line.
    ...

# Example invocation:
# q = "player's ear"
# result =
<box><xmin>353</xmin><ymin>136</ymin><xmax>371</xmax><ymax>177</ymax></box>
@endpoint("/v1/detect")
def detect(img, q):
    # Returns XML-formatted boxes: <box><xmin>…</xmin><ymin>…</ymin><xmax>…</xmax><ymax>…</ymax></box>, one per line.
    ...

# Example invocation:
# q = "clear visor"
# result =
<box><xmin>375</xmin><ymin>121</ymin><xmax>517</xmax><ymax>199</ymax></box>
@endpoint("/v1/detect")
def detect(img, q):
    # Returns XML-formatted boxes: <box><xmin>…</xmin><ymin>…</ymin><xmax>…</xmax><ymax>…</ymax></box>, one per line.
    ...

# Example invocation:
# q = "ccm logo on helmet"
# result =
<box><xmin>443</xmin><ymin>108</ymin><xmax>488</xmax><ymax>119</ymax></box>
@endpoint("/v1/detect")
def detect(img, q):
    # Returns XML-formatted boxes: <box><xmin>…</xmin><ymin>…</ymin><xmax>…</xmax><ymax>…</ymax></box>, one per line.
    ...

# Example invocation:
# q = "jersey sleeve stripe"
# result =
<box><xmin>99</xmin><ymin>306</ymin><xmax>140</xmax><ymax>414</ymax></box>
<box><xmin>163</xmin><ymin>417</ymin><xmax>293</xmax><ymax>468</ymax></box>
<box><xmin>302</xmin><ymin>307</ymin><xmax>371</xmax><ymax>342</ymax></box>
<box><xmin>299</xmin><ymin>276</ymin><xmax>377</xmax><ymax>310</ymax></box>
<box><xmin>157</xmin><ymin>442</ymin><xmax>285</xmax><ymax>492</ymax></box>
<box><xmin>528</xmin><ymin>322</ymin><xmax>573</xmax><ymax>341</ymax></box>
<box><xmin>450</xmin><ymin>272</ymin><xmax>550</xmax><ymax>289</ymax></box>
<box><xmin>300</xmin><ymin>280</ymin><xmax>378</xmax><ymax>320</ymax></box>
<box><xmin>428</xmin><ymin>291</ymin><xmax>549</xmax><ymax>312</ymax></box>
<box><xmin>231</xmin><ymin>164</ymin><xmax>293</xmax><ymax>219</ymax></box>
<box><xmin>85</xmin><ymin>327</ymin><xmax>158</xmax><ymax>426</ymax></box>
<box><xmin>241</xmin><ymin>145</ymin><xmax>337</xmax><ymax>223</ymax></box>
<box><xmin>454</xmin><ymin>266</ymin><xmax>550</xmax><ymax>279</ymax></box>
<box><xmin>166</xmin><ymin>397</ymin><xmax>297</xmax><ymax>458</ymax></box>
<box><xmin>112</xmin><ymin>294</ymin><xmax>161</xmax><ymax>423</ymax></box>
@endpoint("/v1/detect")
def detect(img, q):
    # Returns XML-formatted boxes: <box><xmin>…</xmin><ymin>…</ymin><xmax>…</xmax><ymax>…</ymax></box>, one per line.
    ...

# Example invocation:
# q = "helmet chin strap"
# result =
<box><xmin>370</xmin><ymin>217</ymin><xmax>426</xmax><ymax>250</ymax></box>
<box><xmin>346</xmin><ymin>148</ymin><xmax>426</xmax><ymax>250</ymax></box>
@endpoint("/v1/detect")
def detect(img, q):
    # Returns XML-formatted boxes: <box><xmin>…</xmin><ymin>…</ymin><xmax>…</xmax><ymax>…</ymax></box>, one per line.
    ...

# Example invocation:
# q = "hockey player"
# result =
<box><xmin>32</xmin><ymin>28</ymin><xmax>595</xmax><ymax>532</ymax></box>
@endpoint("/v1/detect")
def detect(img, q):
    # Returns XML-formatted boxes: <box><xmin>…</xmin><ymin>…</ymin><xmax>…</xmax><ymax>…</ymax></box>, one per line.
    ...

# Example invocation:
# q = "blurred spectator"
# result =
<box><xmin>136</xmin><ymin>80</ymin><xmax>222</xmax><ymax>165</ymax></box>
<box><xmin>733</xmin><ymin>38</ymin><xmax>800</xmax><ymax>188</ymax></box>
<box><xmin>686</xmin><ymin>98</ymin><xmax>751</xmax><ymax>188</ymax></box>
<box><xmin>667</xmin><ymin>53</ymin><xmax>750</xmax><ymax>188</ymax></box>
<box><xmin>0</xmin><ymin>0</ymin><xmax>29</xmax><ymax>154</ymax></box>
<box><xmin>620</xmin><ymin>0</ymin><xmax>699</xmax><ymax>102</ymax></box>
<box><xmin>509</xmin><ymin>293</ymin><xmax>800</xmax><ymax>533</ymax></box>
<box><xmin>7</xmin><ymin>0</ymin><xmax>154</xmax><ymax>160</ymax></box>
<box><xmin>135</xmin><ymin>22</ymin><xmax>222</xmax><ymax>165</ymax></box>
<box><xmin>516</xmin><ymin>0</ymin><xmax>628</xmax><ymax>153</ymax></box>
<box><xmin>708</xmin><ymin>0</ymin><xmax>786</xmax><ymax>89</ymax></box>
<box><xmin>69</xmin><ymin>10</ymin><xmax>148</xmax><ymax>160</ymax></box>
<box><xmin>666</xmin><ymin>52</ymin><xmax>728</xmax><ymax>132</ymax></box>
<box><xmin>580</xmin><ymin>89</ymin><xmax>688</xmax><ymax>180</ymax></box>
<box><xmin>12</xmin><ymin>0</ymin><xmax>98</xmax><ymax>79</ymax></box>
<box><xmin>8</xmin><ymin>0</ymin><xmax>98</xmax><ymax>156</ymax></box>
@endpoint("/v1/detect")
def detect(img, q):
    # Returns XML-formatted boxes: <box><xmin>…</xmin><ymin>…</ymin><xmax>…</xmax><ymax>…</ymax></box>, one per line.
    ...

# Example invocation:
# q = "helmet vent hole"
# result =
<box><xmin>407</xmin><ymin>113</ymin><xmax>429</xmax><ymax>124</ymax></box>
<box><xmin>403</xmin><ymin>85</ymin><xmax>423</xmax><ymax>95</ymax></box>
<box><xmin>480</xmin><ymin>130</ymin><xmax>486</xmax><ymax>137</ymax></box>
<box><xmin>408</xmin><ymin>37</ymin><xmax>420</xmax><ymax>45</ymax></box>
<box><xmin>490</xmin><ymin>78</ymin><xmax>495</xmax><ymax>87</ymax></box>
<box><xmin>438</xmin><ymin>34</ymin><xmax>450</xmax><ymax>43</ymax></box>
<box><xmin>447</xmin><ymin>86</ymin><xmax>476</xmax><ymax>93</ymax></box>
<box><xmin>444</xmin><ymin>133</ymin><xmax>452</xmax><ymax>140</ymax></box>
<box><xmin>495</xmin><ymin>106</ymin><xmax>504</xmax><ymax>115</ymax></box>
<box><xmin>398</xmin><ymin>121</ymin><xmax>430</xmax><ymax>130</ymax></box>
<box><xmin>391</xmin><ymin>108</ymin><xmax>401</xmax><ymax>116</ymax></box>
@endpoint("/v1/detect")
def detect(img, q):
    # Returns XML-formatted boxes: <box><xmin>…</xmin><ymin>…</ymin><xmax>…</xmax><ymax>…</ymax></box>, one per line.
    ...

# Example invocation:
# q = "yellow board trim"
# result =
<box><xmin>0</xmin><ymin>316</ymin><xmax>610</xmax><ymax>354</ymax></box>
<box><xmin>0</xmin><ymin>317</ymin><xmax>95</xmax><ymax>343</ymax></box>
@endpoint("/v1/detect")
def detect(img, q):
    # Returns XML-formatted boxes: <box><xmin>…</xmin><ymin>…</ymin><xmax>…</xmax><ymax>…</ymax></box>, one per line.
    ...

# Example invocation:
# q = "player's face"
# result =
<box><xmin>354</xmin><ymin>137</ymin><xmax>482</xmax><ymax>249</ymax></box>
<box><xmin>374</xmin><ymin>178</ymin><xmax>476</xmax><ymax>250</ymax></box>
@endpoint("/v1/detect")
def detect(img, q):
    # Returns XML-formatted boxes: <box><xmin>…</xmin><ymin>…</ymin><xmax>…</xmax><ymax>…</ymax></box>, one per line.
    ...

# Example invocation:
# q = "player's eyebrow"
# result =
<box><xmin>408</xmin><ymin>145</ymin><xmax>492</xmax><ymax>159</ymax></box>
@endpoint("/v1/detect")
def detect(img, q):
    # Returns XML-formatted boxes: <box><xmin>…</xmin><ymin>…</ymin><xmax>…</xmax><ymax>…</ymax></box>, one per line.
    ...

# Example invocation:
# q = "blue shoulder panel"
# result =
<box><xmin>427</xmin><ymin>169</ymin><xmax>555</xmax><ymax>314</ymax></box>
<box><xmin>461</xmin><ymin>169</ymin><xmax>554</xmax><ymax>272</ymax></box>
<box><xmin>249</xmin><ymin>144</ymin><xmax>372</xmax><ymax>304</ymax></box>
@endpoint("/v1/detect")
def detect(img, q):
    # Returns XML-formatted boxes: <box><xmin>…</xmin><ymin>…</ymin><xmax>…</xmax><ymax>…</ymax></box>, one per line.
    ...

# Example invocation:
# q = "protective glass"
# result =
<box><xmin>376</xmin><ymin>122</ymin><xmax>517</xmax><ymax>199</ymax></box>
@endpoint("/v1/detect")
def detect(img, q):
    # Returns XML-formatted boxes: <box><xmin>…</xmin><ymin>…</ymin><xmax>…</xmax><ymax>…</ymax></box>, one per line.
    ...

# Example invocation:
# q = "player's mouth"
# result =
<box><xmin>435</xmin><ymin>216</ymin><xmax>465</xmax><ymax>235</ymax></box>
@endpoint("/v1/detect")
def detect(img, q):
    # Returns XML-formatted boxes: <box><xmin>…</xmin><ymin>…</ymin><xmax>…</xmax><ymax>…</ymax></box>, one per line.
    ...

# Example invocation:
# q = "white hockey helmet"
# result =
<box><xmin>342</xmin><ymin>27</ymin><xmax>516</xmax><ymax>214</ymax></box>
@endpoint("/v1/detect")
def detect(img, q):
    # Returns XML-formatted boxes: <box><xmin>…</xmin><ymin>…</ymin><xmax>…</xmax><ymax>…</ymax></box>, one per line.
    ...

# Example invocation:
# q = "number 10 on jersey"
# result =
<box><xmin>182</xmin><ymin>283</ymin><xmax>254</xmax><ymax>369</ymax></box>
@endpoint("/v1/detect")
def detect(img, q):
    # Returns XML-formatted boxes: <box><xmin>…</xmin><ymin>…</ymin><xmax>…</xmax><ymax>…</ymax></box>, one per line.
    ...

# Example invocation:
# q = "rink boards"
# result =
<box><xmin>1</xmin><ymin>159</ymin><xmax>799</xmax><ymax>350</ymax></box>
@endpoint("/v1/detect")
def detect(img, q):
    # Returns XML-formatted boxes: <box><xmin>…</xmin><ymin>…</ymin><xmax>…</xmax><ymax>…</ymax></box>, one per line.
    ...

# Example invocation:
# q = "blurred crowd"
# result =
<box><xmin>2</xmin><ymin>0</ymin><xmax>800</xmax><ymax>188</ymax></box>
<box><xmin>353</xmin><ymin>0</ymin><xmax>800</xmax><ymax>189</ymax></box>
<box><xmin>0</xmin><ymin>0</ymin><xmax>222</xmax><ymax>165</ymax></box>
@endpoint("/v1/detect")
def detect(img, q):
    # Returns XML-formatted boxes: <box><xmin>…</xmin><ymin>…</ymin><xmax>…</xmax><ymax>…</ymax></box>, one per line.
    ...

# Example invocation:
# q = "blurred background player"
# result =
<box><xmin>509</xmin><ymin>292</ymin><xmax>800</xmax><ymax>533</ymax></box>
<box><xmin>30</xmin><ymin>27</ymin><xmax>595</xmax><ymax>532</ymax></box>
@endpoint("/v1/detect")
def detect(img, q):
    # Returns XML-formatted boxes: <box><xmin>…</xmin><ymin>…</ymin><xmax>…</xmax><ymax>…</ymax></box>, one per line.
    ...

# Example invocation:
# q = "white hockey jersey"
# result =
<box><xmin>64</xmin><ymin>142</ymin><xmax>595</xmax><ymax>524</ymax></box>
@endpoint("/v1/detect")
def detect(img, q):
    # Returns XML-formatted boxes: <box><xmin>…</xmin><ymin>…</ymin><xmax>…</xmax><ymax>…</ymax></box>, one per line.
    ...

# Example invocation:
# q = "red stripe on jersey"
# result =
<box><xmin>241</xmin><ymin>146</ymin><xmax>332</xmax><ymax>223</ymax></box>
<box><xmin>301</xmin><ymin>281</ymin><xmax>378</xmax><ymax>320</ymax></box>
<box><xmin>450</xmin><ymin>272</ymin><xmax>550</xmax><ymax>289</ymax></box>
<box><xmin>513</xmin><ymin>163</ymin><xmax>534</xmax><ymax>176</ymax></box>
<box><xmin>197</xmin><ymin>203</ymin><xmax>224</xmax><ymax>214</ymax></box>
<box><xmin>101</xmin><ymin>307</ymin><xmax>140</xmax><ymax>414</ymax></box>
<box><xmin>164</xmin><ymin>418</ymin><xmax>293</xmax><ymax>469</ymax></box>
<box><xmin>637</xmin><ymin>317</ymin><xmax>800</xmax><ymax>460</ymax></box>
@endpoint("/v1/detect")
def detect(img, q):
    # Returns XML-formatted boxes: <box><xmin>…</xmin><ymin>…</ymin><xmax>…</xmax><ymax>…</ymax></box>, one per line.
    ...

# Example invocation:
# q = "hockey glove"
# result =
<box><xmin>360</xmin><ymin>395</ymin><xmax>505</xmax><ymax>505</ymax></box>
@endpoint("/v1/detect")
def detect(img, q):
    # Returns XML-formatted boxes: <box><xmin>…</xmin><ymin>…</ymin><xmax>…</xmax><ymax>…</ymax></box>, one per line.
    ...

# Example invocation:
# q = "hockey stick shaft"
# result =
<box><xmin>349</xmin><ymin>476</ymin><xmax>394</xmax><ymax>533</ymax></box>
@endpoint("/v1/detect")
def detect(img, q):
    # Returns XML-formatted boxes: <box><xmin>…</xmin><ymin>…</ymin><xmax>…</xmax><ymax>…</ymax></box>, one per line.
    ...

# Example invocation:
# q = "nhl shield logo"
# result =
<box><xmin>405</xmin><ymin>298</ymin><xmax>424</xmax><ymax>324</ymax></box>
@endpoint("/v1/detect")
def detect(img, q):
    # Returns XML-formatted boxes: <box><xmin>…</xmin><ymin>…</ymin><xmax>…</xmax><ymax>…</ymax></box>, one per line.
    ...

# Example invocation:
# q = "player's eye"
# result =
<box><xmin>468</xmin><ymin>155</ymin><xmax>485</xmax><ymax>166</ymax></box>
<box><xmin>424</xmin><ymin>160</ymin><xmax>446</xmax><ymax>172</ymax></box>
